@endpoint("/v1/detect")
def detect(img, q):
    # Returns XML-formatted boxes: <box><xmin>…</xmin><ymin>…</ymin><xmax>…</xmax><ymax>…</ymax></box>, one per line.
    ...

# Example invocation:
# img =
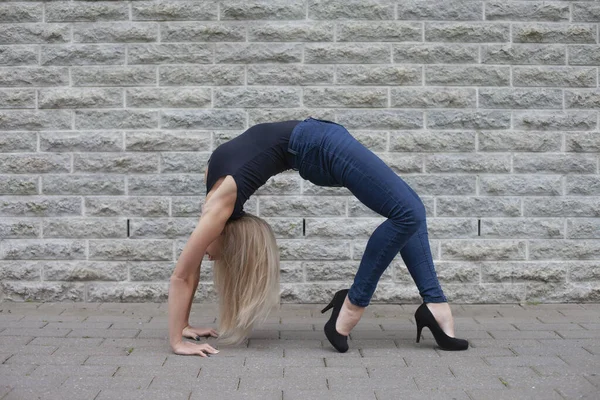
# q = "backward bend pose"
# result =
<box><xmin>168</xmin><ymin>117</ymin><xmax>469</xmax><ymax>356</ymax></box>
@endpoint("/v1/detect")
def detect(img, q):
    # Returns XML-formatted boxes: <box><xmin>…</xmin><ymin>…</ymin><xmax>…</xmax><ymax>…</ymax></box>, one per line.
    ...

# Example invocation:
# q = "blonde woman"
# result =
<box><xmin>168</xmin><ymin>118</ymin><xmax>468</xmax><ymax>357</ymax></box>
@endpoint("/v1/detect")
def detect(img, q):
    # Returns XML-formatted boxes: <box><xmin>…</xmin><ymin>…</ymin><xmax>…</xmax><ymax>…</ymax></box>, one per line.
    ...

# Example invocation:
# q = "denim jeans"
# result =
<box><xmin>288</xmin><ymin>117</ymin><xmax>447</xmax><ymax>307</ymax></box>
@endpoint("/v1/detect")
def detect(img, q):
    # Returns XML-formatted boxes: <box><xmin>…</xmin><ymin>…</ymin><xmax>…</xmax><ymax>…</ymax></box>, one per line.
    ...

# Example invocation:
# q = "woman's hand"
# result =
<box><xmin>171</xmin><ymin>340</ymin><xmax>219</xmax><ymax>357</ymax></box>
<box><xmin>183</xmin><ymin>325</ymin><xmax>219</xmax><ymax>341</ymax></box>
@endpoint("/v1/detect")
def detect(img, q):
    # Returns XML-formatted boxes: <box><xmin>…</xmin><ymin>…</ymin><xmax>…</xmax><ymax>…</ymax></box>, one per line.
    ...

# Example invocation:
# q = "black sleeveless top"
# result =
<box><xmin>206</xmin><ymin>120</ymin><xmax>300</xmax><ymax>220</ymax></box>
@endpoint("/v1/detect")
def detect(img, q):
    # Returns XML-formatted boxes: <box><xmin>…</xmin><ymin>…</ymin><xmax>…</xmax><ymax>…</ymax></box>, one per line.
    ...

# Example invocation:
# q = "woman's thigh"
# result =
<box><xmin>325</xmin><ymin>129</ymin><xmax>424</xmax><ymax>220</ymax></box>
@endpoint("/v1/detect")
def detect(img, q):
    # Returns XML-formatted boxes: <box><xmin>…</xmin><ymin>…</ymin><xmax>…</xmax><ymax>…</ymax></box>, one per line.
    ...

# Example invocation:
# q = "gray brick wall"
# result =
<box><xmin>0</xmin><ymin>0</ymin><xmax>599</xmax><ymax>304</ymax></box>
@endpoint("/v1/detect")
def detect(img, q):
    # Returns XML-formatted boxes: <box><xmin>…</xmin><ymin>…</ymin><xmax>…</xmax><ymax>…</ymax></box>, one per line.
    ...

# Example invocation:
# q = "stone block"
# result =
<box><xmin>338</xmin><ymin>21</ymin><xmax>420</xmax><ymax>41</ymax></box>
<box><xmin>72</xmin><ymin>66</ymin><xmax>156</xmax><ymax>87</ymax></box>
<box><xmin>0</xmin><ymin>175</ymin><xmax>39</xmax><ymax>195</ymax></box>
<box><xmin>46</xmin><ymin>2</ymin><xmax>128</xmax><ymax>22</ymax></box>
<box><xmin>132</xmin><ymin>1</ymin><xmax>217</xmax><ymax>21</ymax></box>
<box><xmin>74</xmin><ymin>22</ymin><xmax>158</xmax><ymax>43</ymax></box>
<box><xmin>479</xmin><ymin>131</ymin><xmax>561</xmax><ymax>152</ymax></box>
<box><xmin>0</xmin><ymin>24</ymin><xmax>70</xmax><ymax>44</ymax></box>
<box><xmin>159</xmin><ymin>65</ymin><xmax>245</xmax><ymax>86</ymax></box>
<box><xmin>426</xmin><ymin>65</ymin><xmax>510</xmax><ymax>86</ymax></box>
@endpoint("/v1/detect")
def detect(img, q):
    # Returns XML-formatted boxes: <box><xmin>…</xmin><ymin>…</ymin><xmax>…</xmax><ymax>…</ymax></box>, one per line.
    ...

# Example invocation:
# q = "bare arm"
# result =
<box><xmin>168</xmin><ymin>180</ymin><xmax>235</xmax><ymax>351</ymax></box>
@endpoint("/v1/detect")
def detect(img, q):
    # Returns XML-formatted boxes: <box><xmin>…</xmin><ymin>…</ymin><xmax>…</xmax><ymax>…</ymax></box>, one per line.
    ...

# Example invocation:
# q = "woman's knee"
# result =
<box><xmin>390</xmin><ymin>196</ymin><xmax>426</xmax><ymax>228</ymax></box>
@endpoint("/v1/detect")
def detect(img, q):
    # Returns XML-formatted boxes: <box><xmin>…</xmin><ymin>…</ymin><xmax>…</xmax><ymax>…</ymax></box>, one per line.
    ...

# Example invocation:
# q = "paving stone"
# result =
<box><xmin>466</xmin><ymin>388</ymin><xmax>563</xmax><ymax>400</ymax></box>
<box><xmin>239</xmin><ymin>377</ymin><xmax>328</xmax><ymax>391</ymax></box>
<box><xmin>328</xmin><ymin>375</ymin><xmax>418</xmax><ymax>390</ymax></box>
<box><xmin>285</xmin><ymin>389</ymin><xmax>377</xmax><ymax>400</ymax></box>
<box><xmin>84</xmin><ymin>355</ymin><xmax>167</xmax><ymax>366</ymax></box>
<box><xmin>3</xmin><ymin>387</ymin><xmax>100</xmax><ymax>400</ymax></box>
<box><xmin>29</xmin><ymin>336</ymin><xmax>103</xmax><ymax>346</ymax></box>
<box><xmin>190</xmin><ymin>390</ymin><xmax>283</xmax><ymax>400</ymax></box>
<box><xmin>4</xmin><ymin>354</ymin><xmax>87</xmax><ymax>365</ymax></box>
<box><xmin>0</xmin><ymin>364</ymin><xmax>37</xmax><ymax>376</ymax></box>
<box><xmin>29</xmin><ymin>364</ymin><xmax>118</xmax><ymax>377</ymax></box>
<box><xmin>0</xmin><ymin>327</ymin><xmax>71</xmax><ymax>337</ymax></box>
<box><xmin>97</xmin><ymin>389</ymin><xmax>192</xmax><ymax>400</ymax></box>
<box><xmin>67</xmin><ymin>328</ymin><xmax>140</xmax><ymax>338</ymax></box>
<box><xmin>62</xmin><ymin>376</ymin><xmax>153</xmax><ymax>390</ymax></box>
<box><xmin>149</xmin><ymin>376</ymin><xmax>239</xmax><ymax>391</ymax></box>
<box><xmin>0</xmin><ymin>344</ymin><xmax>57</xmax><ymax>355</ymax></box>
<box><xmin>375</xmin><ymin>389</ymin><xmax>471</xmax><ymax>400</ymax></box>
<box><xmin>484</xmin><ymin>355</ymin><xmax>568</xmax><ymax>367</ymax></box>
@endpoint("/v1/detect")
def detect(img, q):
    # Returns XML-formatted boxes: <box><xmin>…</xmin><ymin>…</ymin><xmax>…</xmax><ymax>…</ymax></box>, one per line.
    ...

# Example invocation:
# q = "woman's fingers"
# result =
<box><xmin>201</xmin><ymin>344</ymin><xmax>219</xmax><ymax>354</ymax></box>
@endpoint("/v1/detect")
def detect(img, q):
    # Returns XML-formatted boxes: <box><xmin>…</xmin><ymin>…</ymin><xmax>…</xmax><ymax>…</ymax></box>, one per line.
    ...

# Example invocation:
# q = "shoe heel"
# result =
<box><xmin>321</xmin><ymin>300</ymin><xmax>334</xmax><ymax>314</ymax></box>
<box><xmin>416</xmin><ymin>322</ymin><xmax>423</xmax><ymax>343</ymax></box>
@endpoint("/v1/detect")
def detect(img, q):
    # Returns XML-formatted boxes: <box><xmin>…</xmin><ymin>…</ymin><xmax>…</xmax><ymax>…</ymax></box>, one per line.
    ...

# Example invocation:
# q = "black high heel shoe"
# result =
<box><xmin>415</xmin><ymin>303</ymin><xmax>469</xmax><ymax>351</ymax></box>
<box><xmin>321</xmin><ymin>289</ymin><xmax>349</xmax><ymax>353</ymax></box>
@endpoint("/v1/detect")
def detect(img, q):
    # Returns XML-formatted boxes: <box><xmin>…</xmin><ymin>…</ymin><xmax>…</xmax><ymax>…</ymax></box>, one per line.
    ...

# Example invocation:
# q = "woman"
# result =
<box><xmin>167</xmin><ymin>118</ymin><xmax>468</xmax><ymax>357</ymax></box>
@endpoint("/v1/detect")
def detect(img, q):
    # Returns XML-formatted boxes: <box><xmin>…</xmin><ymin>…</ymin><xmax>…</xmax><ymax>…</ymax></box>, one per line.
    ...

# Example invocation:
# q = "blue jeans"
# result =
<box><xmin>288</xmin><ymin>117</ymin><xmax>447</xmax><ymax>307</ymax></box>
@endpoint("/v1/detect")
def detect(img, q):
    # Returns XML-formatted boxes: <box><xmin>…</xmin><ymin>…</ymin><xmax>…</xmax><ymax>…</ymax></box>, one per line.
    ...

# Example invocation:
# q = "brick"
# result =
<box><xmin>249</xmin><ymin>21</ymin><xmax>333</xmax><ymax>41</ymax></box>
<box><xmin>161</xmin><ymin>109</ymin><xmax>245</xmax><ymax>129</ymax></box>
<box><xmin>0</xmin><ymin>239</ymin><xmax>86</xmax><ymax>260</ymax></box>
<box><xmin>259</xmin><ymin>196</ymin><xmax>346</xmax><ymax>217</ymax></box>
<box><xmin>0</xmin><ymin>46</ymin><xmax>38</xmax><ymax>66</ymax></box>
<box><xmin>573</xmin><ymin>3</ymin><xmax>600</xmax><ymax>22</ymax></box>
<box><xmin>215</xmin><ymin>87</ymin><xmax>300</xmax><ymax>108</ymax></box>
<box><xmin>126</xmin><ymin>87</ymin><xmax>211</xmax><ymax>108</ymax></box>
<box><xmin>337</xmin><ymin>65</ymin><xmax>421</xmax><ymax>85</ymax></box>
<box><xmin>159</xmin><ymin>65</ymin><xmax>244</xmax><ymax>85</ymax></box>
<box><xmin>391</xmin><ymin>87</ymin><xmax>475</xmax><ymax>108</ymax></box>
<box><xmin>337</xmin><ymin>21</ymin><xmax>420</xmax><ymax>41</ymax></box>
<box><xmin>426</xmin><ymin>66</ymin><xmax>510</xmax><ymax>86</ymax></box>
<box><xmin>72</xmin><ymin>66</ymin><xmax>156</xmax><ymax>86</ymax></box>
<box><xmin>441</xmin><ymin>240</ymin><xmax>526</xmax><ymax>261</ymax></box>
<box><xmin>85</xmin><ymin>196</ymin><xmax>169</xmax><ymax>217</ymax></box>
<box><xmin>42</xmin><ymin>175</ymin><xmax>125</xmax><ymax>196</ymax></box>
<box><xmin>75</xmin><ymin>110</ymin><xmax>159</xmax><ymax>130</ymax></box>
<box><xmin>479</xmin><ymin>131</ymin><xmax>562</xmax><ymax>152</ymax></box>
<box><xmin>397</xmin><ymin>0</ymin><xmax>482</xmax><ymax>20</ymax></box>
<box><xmin>216</xmin><ymin>43</ymin><xmax>302</xmax><ymax>63</ymax></box>
<box><xmin>221</xmin><ymin>0</ymin><xmax>304</xmax><ymax>20</ymax></box>
<box><xmin>128</xmin><ymin>43</ymin><xmax>213</xmax><ymax>64</ymax></box>
<box><xmin>42</xmin><ymin>218</ymin><xmax>125</xmax><ymax>238</ymax></box>
<box><xmin>0</xmin><ymin>3</ymin><xmax>42</xmax><ymax>23</ymax></box>
<box><xmin>132</xmin><ymin>1</ymin><xmax>217</xmax><ymax>21</ymax></box>
<box><xmin>305</xmin><ymin>43</ymin><xmax>390</xmax><ymax>63</ymax></box>
<box><xmin>513</xmin><ymin>23</ymin><xmax>597</xmax><ymax>44</ymax></box>
<box><xmin>0</xmin><ymin>24</ymin><xmax>70</xmax><ymax>44</ymax></box>
<box><xmin>0</xmin><ymin>260</ymin><xmax>41</xmax><ymax>280</ymax></box>
<box><xmin>513</xmin><ymin>153</ymin><xmax>597</xmax><ymax>173</ymax></box>
<box><xmin>567</xmin><ymin>219</ymin><xmax>600</xmax><ymax>239</ymax></box>
<box><xmin>486</xmin><ymin>1</ymin><xmax>569</xmax><ymax>22</ymax></box>
<box><xmin>514</xmin><ymin>66</ymin><xmax>597</xmax><ymax>88</ymax></box>
<box><xmin>303</xmin><ymin>87</ymin><xmax>387</xmax><ymax>108</ymax></box>
<box><xmin>41</xmin><ymin>44</ymin><xmax>125</xmax><ymax>66</ymax></box>
<box><xmin>128</xmin><ymin>175</ymin><xmax>204</xmax><ymax>195</ymax></box>
<box><xmin>425</xmin><ymin>154</ymin><xmax>511</xmax><ymax>173</ymax></box>
<box><xmin>523</xmin><ymin>197</ymin><xmax>600</xmax><ymax>217</ymax></box>
<box><xmin>46</xmin><ymin>2</ymin><xmax>128</xmax><ymax>22</ymax></box>
<box><xmin>162</xmin><ymin>22</ymin><xmax>245</xmax><ymax>42</ymax></box>
<box><xmin>479</xmin><ymin>175</ymin><xmax>562</xmax><ymax>196</ymax></box>
<box><xmin>426</xmin><ymin>22</ymin><xmax>509</xmax><ymax>42</ymax></box>
<box><xmin>531</xmin><ymin>240</ymin><xmax>600</xmax><ymax>260</ymax></box>
<box><xmin>43</xmin><ymin>261</ymin><xmax>128</xmax><ymax>281</ymax></box>
<box><xmin>87</xmin><ymin>283</ymin><xmax>170</xmax><ymax>302</ymax></box>
<box><xmin>89</xmin><ymin>239</ymin><xmax>172</xmax><ymax>261</ymax></box>
<box><xmin>74</xmin><ymin>22</ymin><xmax>158</xmax><ymax>43</ymax></box>
<box><xmin>394</xmin><ymin>43</ymin><xmax>478</xmax><ymax>64</ymax></box>
<box><xmin>126</xmin><ymin>131</ymin><xmax>210</xmax><ymax>152</ymax></box>
<box><xmin>336</xmin><ymin>109</ymin><xmax>422</xmax><ymax>129</ymax></box>
<box><xmin>0</xmin><ymin>175</ymin><xmax>38</xmax><ymax>195</ymax></box>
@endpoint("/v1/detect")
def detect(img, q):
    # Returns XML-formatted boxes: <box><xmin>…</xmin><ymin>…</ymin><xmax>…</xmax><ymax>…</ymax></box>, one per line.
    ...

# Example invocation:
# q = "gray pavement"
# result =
<box><xmin>0</xmin><ymin>302</ymin><xmax>599</xmax><ymax>400</ymax></box>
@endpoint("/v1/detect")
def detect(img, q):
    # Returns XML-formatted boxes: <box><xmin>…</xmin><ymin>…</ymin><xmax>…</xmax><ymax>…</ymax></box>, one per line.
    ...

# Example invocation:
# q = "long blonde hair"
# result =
<box><xmin>213</xmin><ymin>213</ymin><xmax>280</xmax><ymax>345</ymax></box>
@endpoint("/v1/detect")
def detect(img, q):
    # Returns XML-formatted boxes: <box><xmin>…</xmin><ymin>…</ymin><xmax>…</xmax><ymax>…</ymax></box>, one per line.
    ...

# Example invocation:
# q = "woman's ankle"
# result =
<box><xmin>336</xmin><ymin>296</ymin><xmax>365</xmax><ymax>335</ymax></box>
